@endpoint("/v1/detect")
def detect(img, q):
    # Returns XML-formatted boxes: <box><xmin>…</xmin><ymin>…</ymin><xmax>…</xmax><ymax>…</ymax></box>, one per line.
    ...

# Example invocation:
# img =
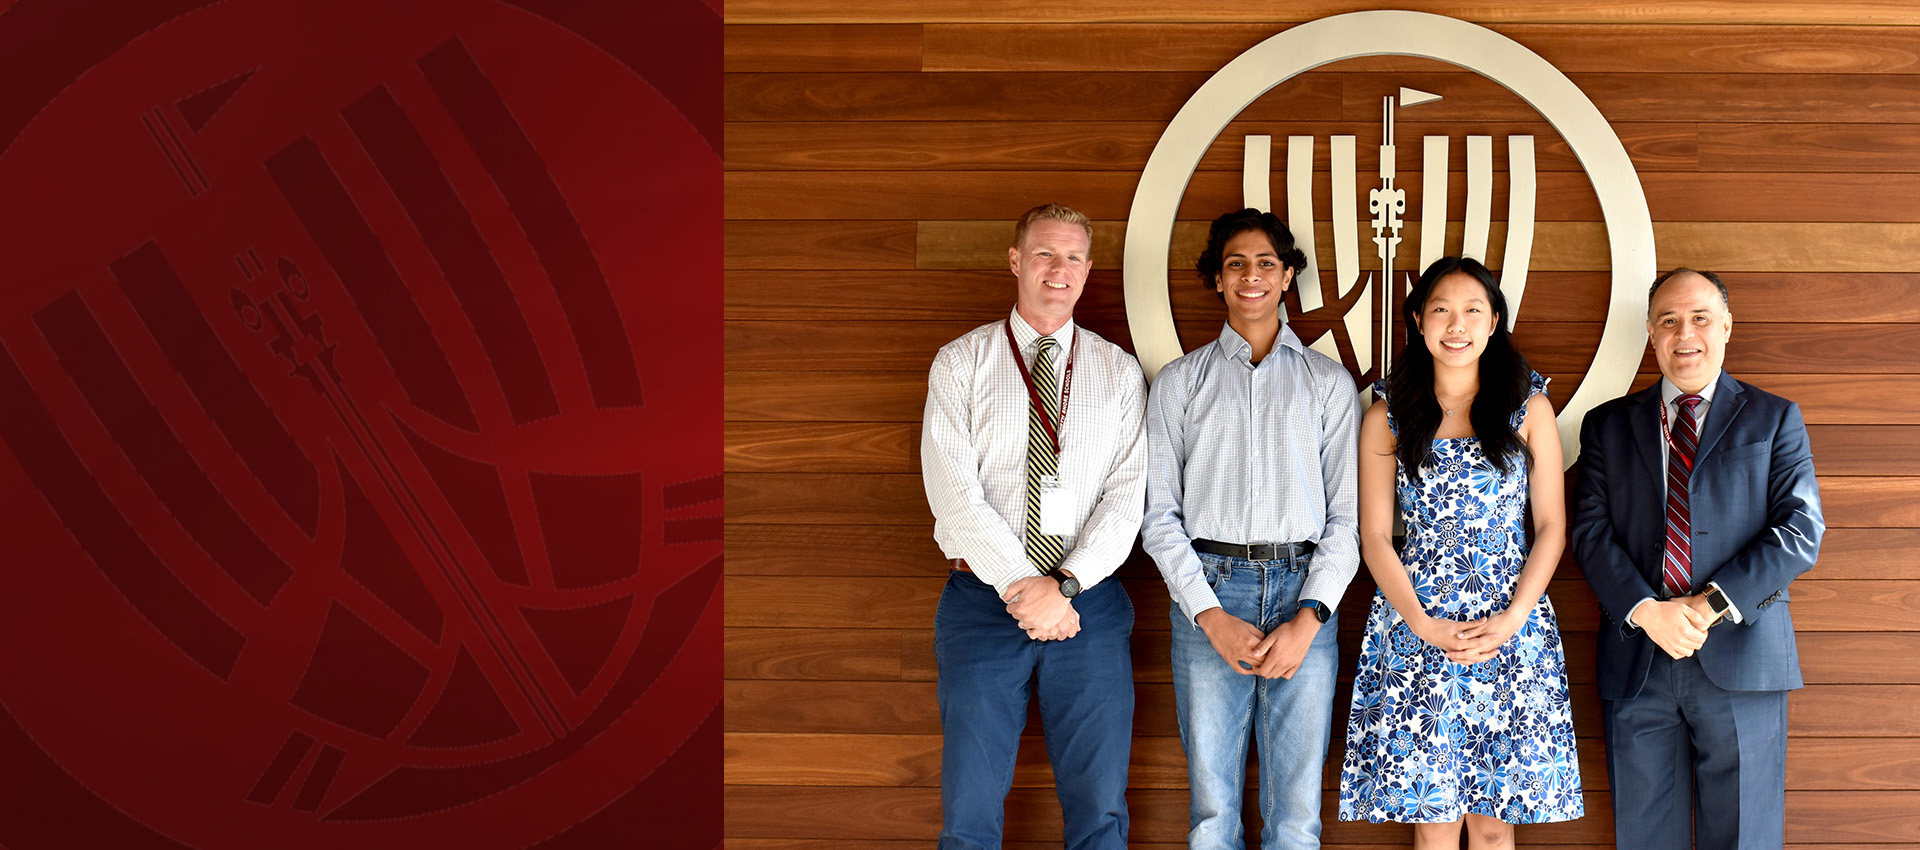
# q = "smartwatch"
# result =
<box><xmin>1051</xmin><ymin>569</ymin><xmax>1082</xmax><ymax>599</ymax></box>
<box><xmin>1702</xmin><ymin>584</ymin><xmax>1732</xmax><ymax>620</ymax></box>
<box><xmin>1298</xmin><ymin>599</ymin><xmax>1330</xmax><ymax>624</ymax></box>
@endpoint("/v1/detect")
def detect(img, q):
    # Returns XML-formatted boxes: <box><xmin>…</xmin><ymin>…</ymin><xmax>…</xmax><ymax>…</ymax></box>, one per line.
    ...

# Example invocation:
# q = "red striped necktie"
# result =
<box><xmin>1662</xmin><ymin>393</ymin><xmax>1705</xmax><ymax>596</ymax></box>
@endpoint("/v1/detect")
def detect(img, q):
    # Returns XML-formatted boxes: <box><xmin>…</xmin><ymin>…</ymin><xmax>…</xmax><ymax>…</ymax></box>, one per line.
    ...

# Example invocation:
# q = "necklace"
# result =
<box><xmin>1439</xmin><ymin>393</ymin><xmax>1475</xmax><ymax>417</ymax></box>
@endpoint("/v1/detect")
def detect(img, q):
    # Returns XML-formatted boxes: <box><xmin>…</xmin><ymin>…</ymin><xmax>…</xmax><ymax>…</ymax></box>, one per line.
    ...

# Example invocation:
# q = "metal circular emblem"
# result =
<box><xmin>1124</xmin><ymin>10</ymin><xmax>1654</xmax><ymax>465</ymax></box>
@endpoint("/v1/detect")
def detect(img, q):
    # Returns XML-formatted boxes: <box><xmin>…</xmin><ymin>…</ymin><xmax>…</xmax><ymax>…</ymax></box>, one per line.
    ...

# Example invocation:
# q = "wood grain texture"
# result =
<box><xmin>725</xmin><ymin>120</ymin><xmax>1698</xmax><ymax>172</ymax></box>
<box><xmin>724</xmin><ymin>1</ymin><xmax>1920</xmax><ymax>25</ymax></box>
<box><xmin>919</xmin><ymin>23</ymin><xmax>1920</xmax><ymax>73</ymax></box>
<box><xmin>728</xmin><ymin>170</ymin><xmax>1920</xmax><ymax>224</ymax></box>
<box><xmin>728</xmin><ymin>71</ymin><xmax>1920</xmax><ymax>124</ymax></box>
<box><xmin>726</xmin><ymin>25</ymin><xmax>924</xmax><ymax>72</ymax></box>
<box><xmin>725</xmin><ymin>220</ymin><xmax>917</xmax><ymax>269</ymax></box>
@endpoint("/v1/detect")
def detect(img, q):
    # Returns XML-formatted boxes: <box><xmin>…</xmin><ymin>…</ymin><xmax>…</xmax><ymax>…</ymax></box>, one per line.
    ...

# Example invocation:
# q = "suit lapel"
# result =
<box><xmin>1693</xmin><ymin>371</ymin><xmax>1746</xmax><ymax>465</ymax></box>
<box><xmin>1630</xmin><ymin>385</ymin><xmax>1664</xmax><ymax>487</ymax></box>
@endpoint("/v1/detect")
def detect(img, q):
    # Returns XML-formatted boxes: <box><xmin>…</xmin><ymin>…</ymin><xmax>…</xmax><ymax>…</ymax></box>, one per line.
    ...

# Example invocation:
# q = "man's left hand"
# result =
<box><xmin>1680</xmin><ymin>593</ymin><xmax>1726</xmax><ymax>628</ymax></box>
<box><xmin>1251</xmin><ymin>612</ymin><xmax>1320</xmax><ymax>679</ymax></box>
<box><xmin>1004</xmin><ymin>576</ymin><xmax>1077</xmax><ymax>641</ymax></box>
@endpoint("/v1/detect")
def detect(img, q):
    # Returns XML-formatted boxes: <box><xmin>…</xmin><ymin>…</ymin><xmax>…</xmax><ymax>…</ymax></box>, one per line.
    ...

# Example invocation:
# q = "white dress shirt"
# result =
<box><xmin>921</xmin><ymin>309</ymin><xmax>1149</xmax><ymax>597</ymax></box>
<box><xmin>1141</xmin><ymin>322</ymin><xmax>1363</xmax><ymax>624</ymax></box>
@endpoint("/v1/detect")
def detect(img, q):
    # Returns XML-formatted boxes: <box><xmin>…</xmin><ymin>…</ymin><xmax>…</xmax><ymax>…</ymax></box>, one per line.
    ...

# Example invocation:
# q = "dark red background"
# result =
<box><xmin>0</xmin><ymin>0</ymin><xmax>718</xmax><ymax>846</ymax></box>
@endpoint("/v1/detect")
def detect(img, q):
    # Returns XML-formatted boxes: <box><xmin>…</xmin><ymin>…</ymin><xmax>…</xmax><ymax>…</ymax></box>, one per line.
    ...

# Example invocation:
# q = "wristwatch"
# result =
<box><xmin>1702</xmin><ymin>584</ymin><xmax>1732</xmax><ymax>620</ymax></box>
<box><xmin>1050</xmin><ymin>569</ymin><xmax>1082</xmax><ymax>599</ymax></box>
<box><xmin>1298</xmin><ymin>599</ymin><xmax>1330</xmax><ymax>624</ymax></box>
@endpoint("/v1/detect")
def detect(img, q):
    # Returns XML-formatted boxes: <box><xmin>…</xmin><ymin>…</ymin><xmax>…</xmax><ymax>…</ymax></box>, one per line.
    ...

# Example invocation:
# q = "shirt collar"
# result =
<box><xmin>1660</xmin><ymin>371</ymin><xmax>1722</xmax><ymax>407</ymax></box>
<box><xmin>1214</xmin><ymin>321</ymin><xmax>1305</xmax><ymax>365</ymax></box>
<box><xmin>1009</xmin><ymin>308</ymin><xmax>1074</xmax><ymax>354</ymax></box>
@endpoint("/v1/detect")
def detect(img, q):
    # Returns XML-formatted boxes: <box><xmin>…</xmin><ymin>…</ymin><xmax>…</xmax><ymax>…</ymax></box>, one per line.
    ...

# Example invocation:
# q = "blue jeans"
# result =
<box><xmin>936</xmin><ymin>570</ymin><xmax>1134</xmax><ymax>850</ymax></box>
<box><xmin>1171</xmin><ymin>552</ymin><xmax>1339</xmax><ymax>850</ymax></box>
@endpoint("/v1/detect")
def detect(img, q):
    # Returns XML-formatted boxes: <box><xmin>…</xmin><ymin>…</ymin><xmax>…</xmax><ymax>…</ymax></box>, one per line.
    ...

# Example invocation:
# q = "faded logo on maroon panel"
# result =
<box><xmin>0</xmin><ymin>1</ymin><xmax>718</xmax><ymax>848</ymax></box>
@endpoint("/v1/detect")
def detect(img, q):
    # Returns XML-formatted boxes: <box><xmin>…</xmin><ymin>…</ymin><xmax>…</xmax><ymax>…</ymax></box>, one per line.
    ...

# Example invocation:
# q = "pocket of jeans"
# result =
<box><xmin>1198</xmin><ymin>554</ymin><xmax>1228</xmax><ymax>589</ymax></box>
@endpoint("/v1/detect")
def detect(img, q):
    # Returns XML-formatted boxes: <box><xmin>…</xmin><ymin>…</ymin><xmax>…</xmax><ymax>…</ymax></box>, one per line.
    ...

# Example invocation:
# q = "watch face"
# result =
<box><xmin>1059</xmin><ymin>577</ymin><xmax>1081</xmax><ymax>597</ymax></box>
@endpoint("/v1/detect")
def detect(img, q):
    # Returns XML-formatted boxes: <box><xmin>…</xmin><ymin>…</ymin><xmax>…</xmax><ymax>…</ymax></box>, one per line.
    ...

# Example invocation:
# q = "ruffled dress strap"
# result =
<box><xmin>1510</xmin><ymin>371</ymin><xmax>1551</xmax><ymax>431</ymax></box>
<box><xmin>1372</xmin><ymin>379</ymin><xmax>1397</xmax><ymax>436</ymax></box>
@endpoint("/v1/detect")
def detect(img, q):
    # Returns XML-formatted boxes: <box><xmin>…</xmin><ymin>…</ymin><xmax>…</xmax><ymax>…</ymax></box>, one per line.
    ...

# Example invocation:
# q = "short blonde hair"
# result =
<box><xmin>1012</xmin><ymin>203</ymin><xmax>1092</xmax><ymax>249</ymax></box>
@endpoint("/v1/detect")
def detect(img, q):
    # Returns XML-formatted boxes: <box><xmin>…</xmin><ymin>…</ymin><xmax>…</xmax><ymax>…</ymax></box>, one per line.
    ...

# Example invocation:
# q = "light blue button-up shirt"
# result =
<box><xmin>1142</xmin><ymin>322</ymin><xmax>1363</xmax><ymax>624</ymax></box>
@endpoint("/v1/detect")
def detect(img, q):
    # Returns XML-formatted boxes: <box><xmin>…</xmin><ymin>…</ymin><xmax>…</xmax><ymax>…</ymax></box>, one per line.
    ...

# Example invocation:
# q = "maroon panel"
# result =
<box><xmin>324</xmin><ymin>555</ymin><xmax>718</xmax><ymax>821</ymax></box>
<box><xmin>417</xmin><ymin>37</ymin><xmax>643</xmax><ymax>410</ymax></box>
<box><xmin>289</xmin><ymin>603</ymin><xmax>429</xmax><ymax>739</ymax></box>
<box><xmin>663</xmin><ymin>516</ymin><xmax>721</xmax><ymax>545</ymax></box>
<box><xmin>290</xmin><ymin>745</ymin><xmax>345</xmax><ymax>813</ymax></box>
<box><xmin>405</xmin><ymin>646</ymin><xmax>520</xmax><ymax>749</ymax></box>
<box><xmin>661</xmin><ymin>474</ymin><xmax>721</xmax><ymax>510</ymax></box>
<box><xmin>111</xmin><ymin>241</ymin><xmax>320</xmax><ymax>537</ymax></box>
<box><xmin>34</xmin><ymin>290</ymin><xmax>293</xmax><ymax>606</ymax></box>
<box><xmin>528</xmin><ymin>470</ymin><xmax>644</xmax><ymax>590</ymax></box>
<box><xmin>336</xmin><ymin>458</ymin><xmax>447</xmax><ymax>643</ymax></box>
<box><xmin>0</xmin><ymin>0</ymin><xmax>211</xmax><ymax>157</ymax></box>
<box><xmin>501</xmin><ymin>0</ymin><xmax>720</xmax><ymax>155</ymax></box>
<box><xmin>0</xmin><ymin>340</ymin><xmax>243</xmax><ymax>679</ymax></box>
<box><xmin>343</xmin><ymin>86</ymin><xmax>559</xmax><ymax>425</ymax></box>
<box><xmin>530</xmin><ymin>707</ymin><xmax>720</xmax><ymax>850</ymax></box>
<box><xmin>243</xmin><ymin>731</ymin><xmax>314</xmax><ymax>806</ymax></box>
<box><xmin>520</xmin><ymin>595</ymin><xmax>634</xmax><ymax>695</ymax></box>
<box><xmin>0</xmin><ymin>700</ymin><xmax>194</xmax><ymax>850</ymax></box>
<box><xmin>174</xmin><ymin>69</ymin><xmax>253</xmax><ymax>134</ymax></box>
<box><xmin>392</xmin><ymin>415</ymin><xmax>529</xmax><ymax>586</ymax></box>
<box><xmin>264</xmin><ymin>136</ymin><xmax>480</xmax><ymax>432</ymax></box>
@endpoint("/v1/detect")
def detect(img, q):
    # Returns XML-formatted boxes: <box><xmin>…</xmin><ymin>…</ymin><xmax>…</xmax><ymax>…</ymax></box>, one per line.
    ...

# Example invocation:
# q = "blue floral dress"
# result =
<box><xmin>1338</xmin><ymin>374</ymin><xmax>1583</xmax><ymax>825</ymax></box>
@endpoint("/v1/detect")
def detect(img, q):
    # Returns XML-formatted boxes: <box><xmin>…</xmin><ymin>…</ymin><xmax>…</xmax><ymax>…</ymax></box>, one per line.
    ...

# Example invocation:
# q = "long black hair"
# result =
<box><xmin>1195</xmin><ymin>208</ymin><xmax>1309</xmax><ymax>296</ymax></box>
<box><xmin>1385</xmin><ymin>256</ymin><xmax>1535</xmax><ymax>481</ymax></box>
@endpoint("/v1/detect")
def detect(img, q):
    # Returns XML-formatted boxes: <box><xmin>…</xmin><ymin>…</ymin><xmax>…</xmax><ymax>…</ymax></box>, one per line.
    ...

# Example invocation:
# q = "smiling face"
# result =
<box><xmin>1009</xmin><ymin>218</ymin><xmax>1092</xmax><ymax>333</ymax></box>
<box><xmin>1213</xmin><ymin>228</ymin><xmax>1293</xmax><ymax>326</ymax></box>
<box><xmin>1417</xmin><ymin>270</ymin><xmax>1500</xmax><ymax>370</ymax></box>
<box><xmin>1648</xmin><ymin>271</ymin><xmax>1732</xmax><ymax>393</ymax></box>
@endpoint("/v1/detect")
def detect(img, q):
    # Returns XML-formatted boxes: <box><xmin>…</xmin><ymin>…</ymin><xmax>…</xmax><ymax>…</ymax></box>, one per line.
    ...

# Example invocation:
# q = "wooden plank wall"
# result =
<box><xmin>722</xmin><ymin>4</ymin><xmax>1920</xmax><ymax>847</ymax></box>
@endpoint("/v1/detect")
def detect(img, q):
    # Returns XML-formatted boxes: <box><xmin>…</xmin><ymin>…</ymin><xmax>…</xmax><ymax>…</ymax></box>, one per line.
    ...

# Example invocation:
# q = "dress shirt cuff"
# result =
<box><xmin>1623</xmin><ymin>596</ymin><xmax>1655</xmax><ymax>631</ymax></box>
<box><xmin>1169</xmin><ymin>569</ymin><xmax>1222</xmax><ymax>627</ymax></box>
<box><xmin>1299</xmin><ymin>557</ymin><xmax>1358</xmax><ymax>613</ymax></box>
<box><xmin>1707</xmin><ymin>581</ymin><xmax>1744</xmax><ymax>624</ymax></box>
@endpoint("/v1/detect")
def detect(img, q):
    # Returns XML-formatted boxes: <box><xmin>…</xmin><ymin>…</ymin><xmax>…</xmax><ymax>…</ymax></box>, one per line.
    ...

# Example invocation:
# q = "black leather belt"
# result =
<box><xmin>1191</xmin><ymin>539</ymin><xmax>1315</xmax><ymax>561</ymax></box>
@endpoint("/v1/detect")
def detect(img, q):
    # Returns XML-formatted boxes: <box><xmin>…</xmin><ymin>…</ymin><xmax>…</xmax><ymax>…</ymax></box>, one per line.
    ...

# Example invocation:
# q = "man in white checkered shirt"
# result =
<box><xmin>921</xmin><ymin>203</ymin><xmax>1147</xmax><ymax>850</ymax></box>
<box><xmin>1142</xmin><ymin>208</ymin><xmax>1362</xmax><ymax>850</ymax></box>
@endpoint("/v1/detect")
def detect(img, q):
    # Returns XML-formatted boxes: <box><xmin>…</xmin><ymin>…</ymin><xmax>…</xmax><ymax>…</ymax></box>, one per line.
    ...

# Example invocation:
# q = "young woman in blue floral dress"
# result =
<box><xmin>1337</xmin><ymin>257</ymin><xmax>1583</xmax><ymax>847</ymax></box>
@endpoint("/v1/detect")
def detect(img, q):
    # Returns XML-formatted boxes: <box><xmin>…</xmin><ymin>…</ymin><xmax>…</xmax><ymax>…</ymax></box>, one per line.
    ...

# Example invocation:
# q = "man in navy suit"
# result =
<box><xmin>1573</xmin><ymin>268</ymin><xmax>1824</xmax><ymax>849</ymax></box>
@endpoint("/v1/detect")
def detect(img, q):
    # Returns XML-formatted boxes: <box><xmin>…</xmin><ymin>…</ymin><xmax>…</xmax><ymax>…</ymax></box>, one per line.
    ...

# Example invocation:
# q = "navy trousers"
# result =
<box><xmin>935</xmin><ymin>570</ymin><xmax>1134</xmax><ymax>850</ymax></box>
<box><xmin>1602</xmin><ymin>651</ymin><xmax>1789</xmax><ymax>850</ymax></box>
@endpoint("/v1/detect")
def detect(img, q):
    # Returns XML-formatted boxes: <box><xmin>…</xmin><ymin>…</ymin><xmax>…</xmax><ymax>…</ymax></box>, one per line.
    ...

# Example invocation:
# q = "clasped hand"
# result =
<box><xmin>1635</xmin><ymin>596</ymin><xmax>1719</xmax><ymax>659</ymax></box>
<box><xmin>1003</xmin><ymin>576</ymin><xmax>1078</xmax><ymax>641</ymax></box>
<box><xmin>1195</xmin><ymin>607</ymin><xmax>1320</xmax><ymax>680</ymax></box>
<box><xmin>1409</xmin><ymin>610</ymin><xmax>1526</xmax><ymax>665</ymax></box>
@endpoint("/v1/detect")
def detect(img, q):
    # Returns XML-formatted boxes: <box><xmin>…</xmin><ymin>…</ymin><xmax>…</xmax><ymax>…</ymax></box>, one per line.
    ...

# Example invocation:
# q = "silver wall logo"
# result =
<box><xmin>1123</xmin><ymin>10</ymin><xmax>1654</xmax><ymax>465</ymax></box>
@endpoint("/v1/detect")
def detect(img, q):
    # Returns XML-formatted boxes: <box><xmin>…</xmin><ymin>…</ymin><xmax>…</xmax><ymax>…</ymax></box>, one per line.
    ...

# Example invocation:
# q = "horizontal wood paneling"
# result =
<box><xmin>728</xmin><ymin>170</ymin><xmax>1920</xmax><ymax>224</ymax></box>
<box><xmin>725</xmin><ymin>24</ymin><xmax>924</xmax><ymax>72</ymax></box>
<box><xmin>915</xmin><ymin>24</ymin><xmax>1920</xmax><ymax>74</ymax></box>
<box><xmin>728</xmin><ymin>71</ymin><xmax>1920</xmax><ymax>124</ymax></box>
<box><xmin>725</xmin><ymin>120</ymin><xmax>1699</xmax><ymax>172</ymax></box>
<box><xmin>724</xmin><ymin>1</ymin><xmax>1920</xmax><ymax>25</ymax></box>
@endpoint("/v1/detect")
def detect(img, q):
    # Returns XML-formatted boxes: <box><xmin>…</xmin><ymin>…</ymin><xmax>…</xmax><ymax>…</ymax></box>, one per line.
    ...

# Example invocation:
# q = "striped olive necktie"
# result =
<box><xmin>1024</xmin><ymin>336</ymin><xmax>1065</xmax><ymax>573</ymax></box>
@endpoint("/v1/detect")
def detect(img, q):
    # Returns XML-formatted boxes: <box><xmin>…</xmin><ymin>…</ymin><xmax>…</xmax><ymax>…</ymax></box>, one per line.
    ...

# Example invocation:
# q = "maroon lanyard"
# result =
<box><xmin>1004</xmin><ymin>320</ymin><xmax>1077</xmax><ymax>455</ymax></box>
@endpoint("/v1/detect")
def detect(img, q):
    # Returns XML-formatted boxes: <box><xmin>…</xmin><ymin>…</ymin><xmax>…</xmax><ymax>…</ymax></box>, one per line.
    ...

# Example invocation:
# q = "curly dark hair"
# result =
<box><xmin>1194</xmin><ymin>208</ymin><xmax>1308</xmax><ymax>299</ymax></box>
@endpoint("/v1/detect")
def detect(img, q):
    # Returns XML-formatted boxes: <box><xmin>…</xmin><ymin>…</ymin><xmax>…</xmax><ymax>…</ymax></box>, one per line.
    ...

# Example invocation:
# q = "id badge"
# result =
<box><xmin>1038</xmin><ymin>476</ymin><xmax>1075</xmax><ymax>537</ymax></box>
